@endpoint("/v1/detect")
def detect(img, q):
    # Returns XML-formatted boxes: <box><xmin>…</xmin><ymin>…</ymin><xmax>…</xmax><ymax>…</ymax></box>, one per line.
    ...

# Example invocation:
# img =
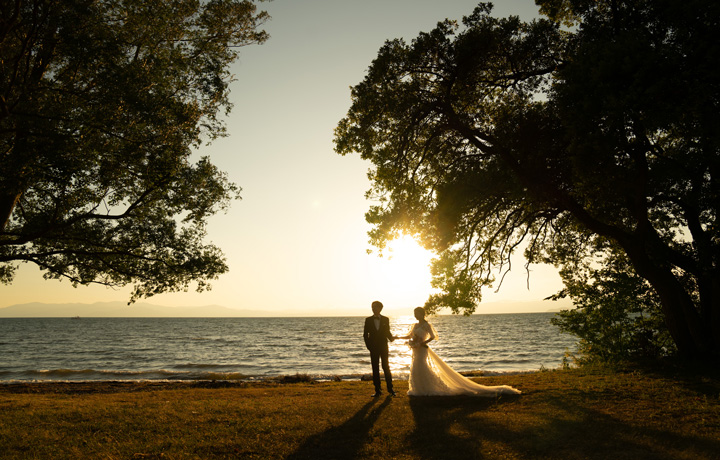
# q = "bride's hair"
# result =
<box><xmin>414</xmin><ymin>307</ymin><xmax>425</xmax><ymax>319</ymax></box>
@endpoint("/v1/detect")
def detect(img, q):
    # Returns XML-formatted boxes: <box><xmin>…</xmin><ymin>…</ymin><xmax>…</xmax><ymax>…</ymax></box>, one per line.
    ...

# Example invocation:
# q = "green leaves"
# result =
<box><xmin>336</xmin><ymin>0</ymin><xmax>720</xmax><ymax>359</ymax></box>
<box><xmin>0</xmin><ymin>0</ymin><xmax>268</xmax><ymax>301</ymax></box>
<box><xmin>551</xmin><ymin>247</ymin><xmax>676</xmax><ymax>363</ymax></box>
<box><xmin>335</xmin><ymin>2</ymin><xmax>565</xmax><ymax>305</ymax></box>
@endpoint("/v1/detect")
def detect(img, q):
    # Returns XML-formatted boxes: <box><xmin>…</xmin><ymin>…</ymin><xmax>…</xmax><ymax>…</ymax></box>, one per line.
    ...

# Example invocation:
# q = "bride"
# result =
<box><xmin>399</xmin><ymin>307</ymin><xmax>521</xmax><ymax>397</ymax></box>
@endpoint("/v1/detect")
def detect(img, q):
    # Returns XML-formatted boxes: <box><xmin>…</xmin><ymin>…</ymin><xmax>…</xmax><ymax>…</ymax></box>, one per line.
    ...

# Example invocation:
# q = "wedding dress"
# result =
<box><xmin>407</xmin><ymin>321</ymin><xmax>521</xmax><ymax>397</ymax></box>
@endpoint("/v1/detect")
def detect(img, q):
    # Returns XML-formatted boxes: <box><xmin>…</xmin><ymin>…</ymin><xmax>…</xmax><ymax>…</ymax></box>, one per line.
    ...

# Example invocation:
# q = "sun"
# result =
<box><xmin>385</xmin><ymin>235</ymin><xmax>433</xmax><ymax>269</ymax></box>
<box><xmin>371</xmin><ymin>234</ymin><xmax>436</xmax><ymax>306</ymax></box>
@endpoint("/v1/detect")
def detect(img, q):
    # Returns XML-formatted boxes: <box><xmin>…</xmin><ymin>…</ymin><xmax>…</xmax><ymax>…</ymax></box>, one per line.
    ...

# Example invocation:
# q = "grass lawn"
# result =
<box><xmin>1</xmin><ymin>366</ymin><xmax>719</xmax><ymax>459</ymax></box>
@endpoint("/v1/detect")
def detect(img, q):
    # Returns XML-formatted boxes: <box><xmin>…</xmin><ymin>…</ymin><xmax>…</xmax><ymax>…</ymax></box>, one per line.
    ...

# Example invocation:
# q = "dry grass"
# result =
<box><xmin>1</xmin><ymin>366</ymin><xmax>719</xmax><ymax>459</ymax></box>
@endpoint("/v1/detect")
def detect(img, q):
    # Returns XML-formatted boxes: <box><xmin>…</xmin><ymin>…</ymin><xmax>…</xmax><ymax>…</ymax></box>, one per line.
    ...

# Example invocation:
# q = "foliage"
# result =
<box><xmin>0</xmin><ymin>0</ymin><xmax>268</xmax><ymax>301</ymax></box>
<box><xmin>334</xmin><ymin>0</ymin><xmax>720</xmax><ymax>359</ymax></box>
<box><xmin>550</xmin><ymin>246</ymin><xmax>676</xmax><ymax>364</ymax></box>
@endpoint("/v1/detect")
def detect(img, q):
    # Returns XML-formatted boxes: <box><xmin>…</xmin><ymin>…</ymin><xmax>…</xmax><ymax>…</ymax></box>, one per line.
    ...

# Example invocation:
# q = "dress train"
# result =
<box><xmin>407</xmin><ymin>322</ymin><xmax>521</xmax><ymax>397</ymax></box>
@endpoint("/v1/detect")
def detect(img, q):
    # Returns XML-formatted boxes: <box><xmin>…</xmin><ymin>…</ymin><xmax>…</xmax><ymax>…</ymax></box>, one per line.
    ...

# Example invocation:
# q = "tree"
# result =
<box><xmin>334</xmin><ymin>0</ymin><xmax>720</xmax><ymax>359</ymax></box>
<box><xmin>549</xmin><ymin>244</ymin><xmax>676</xmax><ymax>364</ymax></box>
<box><xmin>0</xmin><ymin>0</ymin><xmax>268</xmax><ymax>302</ymax></box>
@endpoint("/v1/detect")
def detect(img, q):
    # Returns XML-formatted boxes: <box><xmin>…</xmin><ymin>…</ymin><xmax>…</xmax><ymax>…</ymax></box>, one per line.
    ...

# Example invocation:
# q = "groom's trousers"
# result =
<box><xmin>370</xmin><ymin>347</ymin><xmax>393</xmax><ymax>393</ymax></box>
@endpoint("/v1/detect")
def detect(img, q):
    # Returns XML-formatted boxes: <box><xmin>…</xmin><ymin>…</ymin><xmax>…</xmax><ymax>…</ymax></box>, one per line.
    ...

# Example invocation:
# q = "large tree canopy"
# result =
<box><xmin>0</xmin><ymin>0</ymin><xmax>268</xmax><ymax>302</ymax></box>
<box><xmin>335</xmin><ymin>0</ymin><xmax>720</xmax><ymax>359</ymax></box>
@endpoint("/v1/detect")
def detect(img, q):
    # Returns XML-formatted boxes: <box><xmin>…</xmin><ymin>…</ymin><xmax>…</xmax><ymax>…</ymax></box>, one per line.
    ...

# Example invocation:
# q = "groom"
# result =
<box><xmin>363</xmin><ymin>300</ymin><xmax>396</xmax><ymax>397</ymax></box>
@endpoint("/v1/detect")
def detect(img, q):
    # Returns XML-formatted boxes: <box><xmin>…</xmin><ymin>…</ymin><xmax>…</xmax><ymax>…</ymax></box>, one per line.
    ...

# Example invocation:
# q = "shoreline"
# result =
<box><xmin>0</xmin><ymin>370</ymin><xmax>544</xmax><ymax>394</ymax></box>
<box><xmin>0</xmin><ymin>368</ymin><xmax>543</xmax><ymax>388</ymax></box>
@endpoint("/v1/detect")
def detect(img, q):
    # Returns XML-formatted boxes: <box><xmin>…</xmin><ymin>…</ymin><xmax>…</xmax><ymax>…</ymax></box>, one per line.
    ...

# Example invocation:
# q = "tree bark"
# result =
<box><xmin>0</xmin><ymin>192</ymin><xmax>21</xmax><ymax>233</ymax></box>
<box><xmin>710</xmin><ymin>277</ymin><xmax>720</xmax><ymax>356</ymax></box>
<box><xmin>626</xmin><ymin>246</ymin><xmax>714</xmax><ymax>359</ymax></box>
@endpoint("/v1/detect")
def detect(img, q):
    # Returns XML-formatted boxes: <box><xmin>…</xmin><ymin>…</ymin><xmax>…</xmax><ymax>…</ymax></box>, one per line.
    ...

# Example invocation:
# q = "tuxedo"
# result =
<box><xmin>364</xmin><ymin>314</ymin><xmax>394</xmax><ymax>393</ymax></box>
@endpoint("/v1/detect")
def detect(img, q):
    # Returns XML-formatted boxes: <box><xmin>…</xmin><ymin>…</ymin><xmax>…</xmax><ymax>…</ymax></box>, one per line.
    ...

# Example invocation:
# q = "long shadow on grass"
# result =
<box><xmin>286</xmin><ymin>395</ymin><xmax>393</xmax><ymax>460</ymax></box>
<box><xmin>493</xmin><ymin>396</ymin><xmax>720</xmax><ymax>460</ymax></box>
<box><xmin>429</xmin><ymin>390</ymin><xmax>720</xmax><ymax>460</ymax></box>
<box><xmin>407</xmin><ymin>394</ymin><xmax>509</xmax><ymax>459</ymax></box>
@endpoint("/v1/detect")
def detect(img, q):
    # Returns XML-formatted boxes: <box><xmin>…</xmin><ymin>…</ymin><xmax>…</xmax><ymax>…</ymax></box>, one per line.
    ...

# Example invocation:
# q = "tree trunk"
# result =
<box><xmin>0</xmin><ymin>192</ymin><xmax>21</xmax><ymax>232</ymax></box>
<box><xmin>629</xmin><ymin>252</ymin><xmax>715</xmax><ymax>359</ymax></box>
<box><xmin>709</xmin><ymin>277</ymin><xmax>720</xmax><ymax>356</ymax></box>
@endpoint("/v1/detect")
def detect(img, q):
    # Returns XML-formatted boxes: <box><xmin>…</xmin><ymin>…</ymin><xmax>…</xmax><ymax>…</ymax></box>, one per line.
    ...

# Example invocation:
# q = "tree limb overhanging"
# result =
<box><xmin>335</xmin><ymin>0</ymin><xmax>720</xmax><ymax>360</ymax></box>
<box><xmin>0</xmin><ymin>0</ymin><xmax>269</xmax><ymax>302</ymax></box>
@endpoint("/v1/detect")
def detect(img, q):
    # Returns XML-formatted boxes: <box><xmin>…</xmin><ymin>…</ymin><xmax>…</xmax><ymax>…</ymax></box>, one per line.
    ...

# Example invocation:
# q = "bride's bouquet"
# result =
<box><xmin>408</xmin><ymin>337</ymin><xmax>427</xmax><ymax>349</ymax></box>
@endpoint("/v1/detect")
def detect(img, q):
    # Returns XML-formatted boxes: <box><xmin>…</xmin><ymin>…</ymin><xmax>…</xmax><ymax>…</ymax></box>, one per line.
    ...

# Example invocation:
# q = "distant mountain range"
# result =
<box><xmin>0</xmin><ymin>299</ymin><xmax>570</xmax><ymax>318</ymax></box>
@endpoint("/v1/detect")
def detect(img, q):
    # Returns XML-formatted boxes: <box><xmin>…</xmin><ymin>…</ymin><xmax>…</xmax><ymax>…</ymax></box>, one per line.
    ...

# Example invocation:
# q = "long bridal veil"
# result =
<box><xmin>407</xmin><ymin>322</ymin><xmax>521</xmax><ymax>397</ymax></box>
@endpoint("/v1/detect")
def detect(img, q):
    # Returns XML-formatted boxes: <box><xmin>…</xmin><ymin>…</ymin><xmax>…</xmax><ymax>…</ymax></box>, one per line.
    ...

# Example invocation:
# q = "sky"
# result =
<box><xmin>1</xmin><ymin>0</ymin><xmax>572</xmax><ymax>316</ymax></box>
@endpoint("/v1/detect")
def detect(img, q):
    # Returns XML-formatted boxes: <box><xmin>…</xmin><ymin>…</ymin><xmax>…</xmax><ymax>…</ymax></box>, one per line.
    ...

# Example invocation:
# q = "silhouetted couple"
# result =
<box><xmin>364</xmin><ymin>301</ymin><xmax>521</xmax><ymax>397</ymax></box>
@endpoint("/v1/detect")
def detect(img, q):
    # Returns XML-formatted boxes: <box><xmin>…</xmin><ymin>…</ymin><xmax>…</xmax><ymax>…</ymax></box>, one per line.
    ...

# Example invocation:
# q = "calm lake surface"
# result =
<box><xmin>0</xmin><ymin>313</ymin><xmax>577</xmax><ymax>381</ymax></box>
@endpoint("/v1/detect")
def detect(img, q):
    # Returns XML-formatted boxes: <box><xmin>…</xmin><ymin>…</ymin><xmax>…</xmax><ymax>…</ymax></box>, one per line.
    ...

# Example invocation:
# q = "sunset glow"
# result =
<box><xmin>363</xmin><ymin>234</ymin><xmax>437</xmax><ymax>312</ymax></box>
<box><xmin>0</xmin><ymin>1</ymin><xmax>564</xmax><ymax>317</ymax></box>
<box><xmin>383</xmin><ymin>235</ymin><xmax>435</xmax><ymax>288</ymax></box>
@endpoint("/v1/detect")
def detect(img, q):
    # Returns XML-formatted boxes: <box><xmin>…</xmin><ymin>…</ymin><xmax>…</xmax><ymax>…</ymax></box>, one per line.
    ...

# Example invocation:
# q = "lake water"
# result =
<box><xmin>0</xmin><ymin>313</ymin><xmax>577</xmax><ymax>382</ymax></box>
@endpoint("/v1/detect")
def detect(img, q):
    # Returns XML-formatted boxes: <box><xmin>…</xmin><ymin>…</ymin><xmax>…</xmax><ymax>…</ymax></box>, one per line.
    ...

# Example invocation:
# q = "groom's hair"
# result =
<box><xmin>371</xmin><ymin>300</ymin><xmax>383</xmax><ymax>310</ymax></box>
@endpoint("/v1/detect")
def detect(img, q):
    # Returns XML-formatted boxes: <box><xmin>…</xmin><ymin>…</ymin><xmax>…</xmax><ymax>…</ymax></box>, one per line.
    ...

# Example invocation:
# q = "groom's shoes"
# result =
<box><xmin>372</xmin><ymin>390</ymin><xmax>397</xmax><ymax>397</ymax></box>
